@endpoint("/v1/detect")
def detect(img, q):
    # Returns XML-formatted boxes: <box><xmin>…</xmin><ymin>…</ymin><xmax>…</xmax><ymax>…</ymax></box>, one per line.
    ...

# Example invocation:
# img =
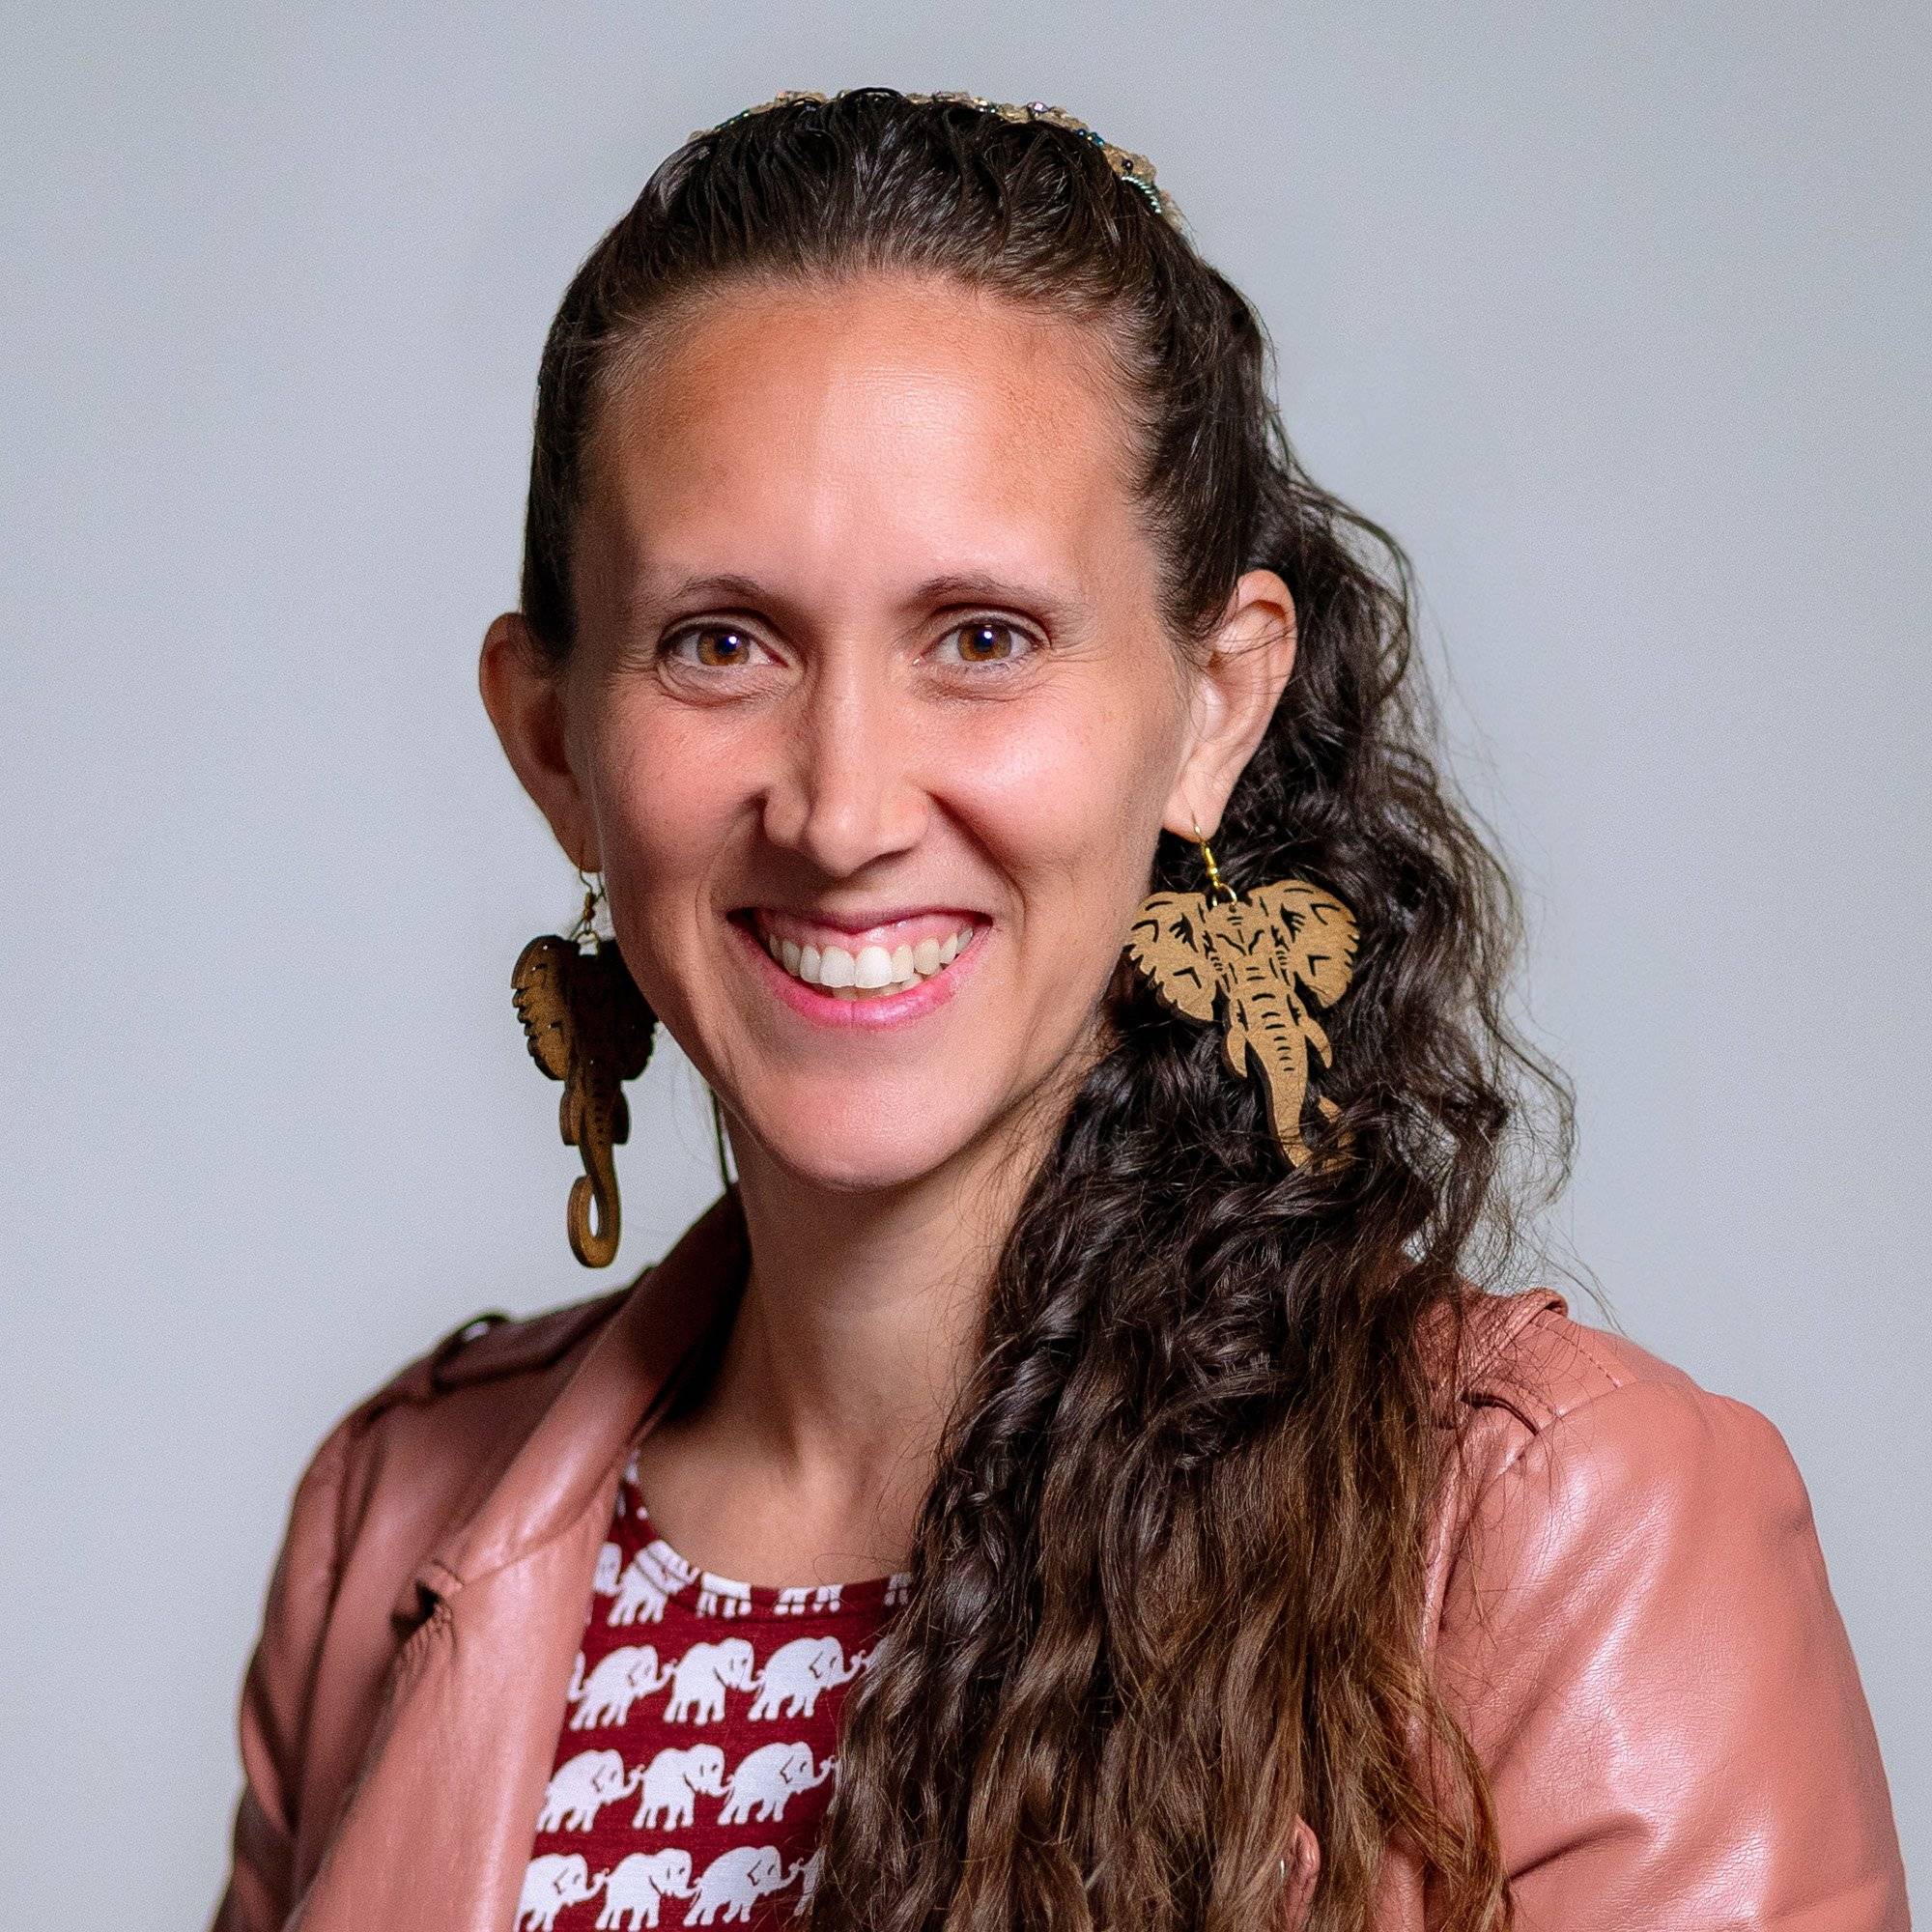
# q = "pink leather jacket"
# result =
<box><xmin>209</xmin><ymin>1188</ymin><xmax>1910</xmax><ymax>1931</ymax></box>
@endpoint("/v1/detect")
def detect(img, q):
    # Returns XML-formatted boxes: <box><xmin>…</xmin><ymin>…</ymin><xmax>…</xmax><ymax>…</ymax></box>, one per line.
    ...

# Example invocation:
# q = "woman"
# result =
<box><xmin>210</xmin><ymin>89</ymin><xmax>1908</xmax><ymax>1932</ymax></box>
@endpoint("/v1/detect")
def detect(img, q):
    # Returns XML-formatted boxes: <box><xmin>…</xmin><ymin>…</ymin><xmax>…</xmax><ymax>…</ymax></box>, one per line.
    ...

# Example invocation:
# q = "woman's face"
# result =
<box><xmin>484</xmin><ymin>270</ymin><xmax>1293</xmax><ymax>1196</ymax></box>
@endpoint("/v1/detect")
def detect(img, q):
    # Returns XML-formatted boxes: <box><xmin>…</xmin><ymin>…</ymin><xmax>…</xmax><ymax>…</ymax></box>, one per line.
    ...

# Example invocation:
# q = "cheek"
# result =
<box><xmin>585</xmin><ymin>694</ymin><xmax>743</xmax><ymax>880</ymax></box>
<box><xmin>953</xmin><ymin>696</ymin><xmax>1171</xmax><ymax>917</ymax></box>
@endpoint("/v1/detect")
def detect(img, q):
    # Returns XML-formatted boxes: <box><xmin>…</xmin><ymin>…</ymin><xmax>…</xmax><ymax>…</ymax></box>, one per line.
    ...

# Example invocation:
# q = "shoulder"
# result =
<box><xmin>342</xmin><ymin>1282</ymin><xmax>634</xmax><ymax>1431</ymax></box>
<box><xmin>1443</xmin><ymin>1285</ymin><xmax>1690</xmax><ymax>1410</ymax></box>
<box><xmin>286</xmin><ymin>1278</ymin><xmax>639</xmax><ymax>1572</ymax></box>
<box><xmin>1414</xmin><ymin>1299</ymin><xmax>1909</xmax><ymax>1920</ymax></box>
<box><xmin>1427</xmin><ymin>1287</ymin><xmax>1823</xmax><ymax>1614</ymax></box>
<box><xmin>249</xmin><ymin>1281</ymin><xmax>641</xmax><ymax>1720</ymax></box>
<box><xmin>1441</xmin><ymin>1285</ymin><xmax>1796</xmax><ymax>1465</ymax></box>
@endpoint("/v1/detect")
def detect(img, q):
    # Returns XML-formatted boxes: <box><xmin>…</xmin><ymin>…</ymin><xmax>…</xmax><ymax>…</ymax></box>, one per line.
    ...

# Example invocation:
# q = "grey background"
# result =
<box><xmin>3</xmin><ymin>4</ymin><xmax>1923</xmax><ymax>1921</ymax></box>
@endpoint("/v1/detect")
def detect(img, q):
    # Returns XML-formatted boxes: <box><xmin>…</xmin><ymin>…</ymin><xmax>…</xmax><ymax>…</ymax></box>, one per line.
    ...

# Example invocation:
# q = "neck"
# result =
<box><xmin>628</xmin><ymin>1039</ymin><xmax>1099</xmax><ymax>1584</ymax></box>
<box><xmin>719</xmin><ymin>1103</ymin><xmax>1047</xmax><ymax>1493</ymax></box>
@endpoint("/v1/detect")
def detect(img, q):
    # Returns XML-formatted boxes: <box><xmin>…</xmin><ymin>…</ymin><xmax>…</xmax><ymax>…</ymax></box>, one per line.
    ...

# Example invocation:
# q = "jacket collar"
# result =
<box><xmin>412</xmin><ymin>1182</ymin><xmax>751</xmax><ymax>1601</ymax></box>
<box><xmin>295</xmin><ymin>1185</ymin><xmax>751</xmax><ymax>1932</ymax></box>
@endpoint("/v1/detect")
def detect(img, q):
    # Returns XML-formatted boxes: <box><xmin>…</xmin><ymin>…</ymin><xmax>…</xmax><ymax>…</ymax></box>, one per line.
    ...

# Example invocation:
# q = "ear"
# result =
<box><xmin>1161</xmin><ymin>568</ymin><xmax>1297</xmax><ymax>840</ymax></box>
<box><xmin>478</xmin><ymin>611</ymin><xmax>600</xmax><ymax>872</ymax></box>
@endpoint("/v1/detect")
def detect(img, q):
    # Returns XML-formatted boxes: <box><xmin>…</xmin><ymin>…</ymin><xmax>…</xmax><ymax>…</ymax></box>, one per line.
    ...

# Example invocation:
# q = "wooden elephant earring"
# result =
<box><xmin>511</xmin><ymin>869</ymin><xmax>658</xmax><ymax>1266</ymax></box>
<box><xmin>1123</xmin><ymin>816</ymin><xmax>1360</xmax><ymax>1173</ymax></box>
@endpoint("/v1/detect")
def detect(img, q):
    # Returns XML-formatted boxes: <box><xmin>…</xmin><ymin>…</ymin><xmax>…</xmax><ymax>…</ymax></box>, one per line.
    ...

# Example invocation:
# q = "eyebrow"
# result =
<box><xmin>626</xmin><ymin>567</ymin><xmax>1086</xmax><ymax>631</ymax></box>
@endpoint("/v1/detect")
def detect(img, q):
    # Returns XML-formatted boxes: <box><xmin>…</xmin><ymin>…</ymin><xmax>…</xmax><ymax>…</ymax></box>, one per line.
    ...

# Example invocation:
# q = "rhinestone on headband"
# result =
<box><xmin>688</xmin><ymin>88</ymin><xmax>1180</xmax><ymax>227</ymax></box>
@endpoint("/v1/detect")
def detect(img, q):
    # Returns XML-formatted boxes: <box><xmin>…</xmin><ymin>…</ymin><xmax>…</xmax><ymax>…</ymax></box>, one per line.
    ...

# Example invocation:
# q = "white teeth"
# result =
<box><xmin>757</xmin><ymin>918</ymin><xmax>980</xmax><ymax>996</ymax></box>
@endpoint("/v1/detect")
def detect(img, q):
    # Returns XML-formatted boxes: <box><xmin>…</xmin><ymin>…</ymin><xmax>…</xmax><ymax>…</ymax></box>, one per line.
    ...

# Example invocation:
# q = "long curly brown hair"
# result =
<box><xmin>513</xmin><ymin>87</ymin><xmax>1576</xmax><ymax>1932</ymax></box>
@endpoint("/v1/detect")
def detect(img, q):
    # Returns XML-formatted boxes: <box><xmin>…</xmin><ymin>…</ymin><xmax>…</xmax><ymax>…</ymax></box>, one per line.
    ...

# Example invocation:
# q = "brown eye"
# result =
<box><xmin>943</xmin><ymin>619</ymin><xmax>1036</xmax><ymax>668</ymax></box>
<box><xmin>665</xmin><ymin>625</ymin><xmax>760</xmax><ymax>668</ymax></box>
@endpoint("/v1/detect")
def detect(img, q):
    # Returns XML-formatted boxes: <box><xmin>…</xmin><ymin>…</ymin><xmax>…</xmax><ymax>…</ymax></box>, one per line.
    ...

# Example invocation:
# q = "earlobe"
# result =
<box><xmin>478</xmin><ymin>611</ymin><xmax>598</xmax><ymax>871</ymax></box>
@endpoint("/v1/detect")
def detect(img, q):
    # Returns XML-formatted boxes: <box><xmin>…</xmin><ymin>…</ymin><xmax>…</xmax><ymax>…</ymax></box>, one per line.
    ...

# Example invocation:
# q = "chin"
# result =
<box><xmin>746</xmin><ymin>1107</ymin><xmax>980</xmax><ymax>1197</ymax></box>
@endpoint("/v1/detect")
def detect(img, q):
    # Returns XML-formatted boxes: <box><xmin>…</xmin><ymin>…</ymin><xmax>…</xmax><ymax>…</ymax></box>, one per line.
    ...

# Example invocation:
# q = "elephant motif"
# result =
<box><xmin>538</xmin><ymin>1747</ymin><xmax>639</xmax><ymax>1832</ymax></box>
<box><xmin>511</xmin><ymin>932</ymin><xmax>656</xmax><ymax>1267</ymax></box>
<box><xmin>595</xmin><ymin>1849</ymin><xmax>696</xmax><ymax>1930</ymax></box>
<box><xmin>611</xmin><ymin>1540</ymin><xmax>697</xmax><ymax>1627</ymax></box>
<box><xmin>748</xmin><ymin>1636</ymin><xmax>869</xmax><ymax>1720</ymax></box>
<box><xmin>683</xmin><ymin>1846</ymin><xmax>803</xmax><ymax>1925</ymax></box>
<box><xmin>665</xmin><ymin>1637</ymin><xmax>758</xmax><ymax>1723</ymax></box>
<box><xmin>517</xmin><ymin>1852</ymin><xmax>608</xmax><ymax>1930</ymax></box>
<box><xmin>1124</xmin><ymin>878</ymin><xmax>1358</xmax><ymax>1171</ymax></box>
<box><xmin>571</xmin><ymin>1645</ymin><xmax>673</xmax><ymax>1729</ymax></box>
<box><xmin>718</xmin><ymin>1741</ymin><xmax>836</xmax><ymax>1824</ymax></box>
<box><xmin>790</xmin><ymin>1848</ymin><xmax>824</xmax><ymax>1920</ymax></box>
<box><xmin>773</xmin><ymin>1583</ymin><xmax>842</xmax><ymax>1617</ymax></box>
<box><xmin>594</xmin><ymin>1540</ymin><xmax>624</xmax><ymax>1596</ymax></box>
<box><xmin>632</xmin><ymin>1744</ymin><xmax>728</xmax><ymax>1830</ymax></box>
<box><xmin>695</xmin><ymin>1571</ymin><xmax>753</xmax><ymax>1619</ymax></box>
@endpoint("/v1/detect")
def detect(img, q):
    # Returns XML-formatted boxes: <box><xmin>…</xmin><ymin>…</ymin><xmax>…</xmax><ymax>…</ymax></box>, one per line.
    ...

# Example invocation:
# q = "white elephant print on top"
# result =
<box><xmin>718</xmin><ymin>1742</ymin><xmax>836</xmax><ymax>1824</ymax></box>
<box><xmin>572</xmin><ymin>1646</ymin><xmax>674</xmax><ymax>1729</ymax></box>
<box><xmin>696</xmin><ymin>1571</ymin><xmax>753</xmax><ymax>1619</ymax></box>
<box><xmin>789</xmin><ymin>1848</ymin><xmax>823</xmax><ymax>1920</ymax></box>
<box><xmin>610</xmin><ymin>1541</ymin><xmax>699</xmax><ymax>1628</ymax></box>
<box><xmin>773</xmin><ymin>1583</ymin><xmax>842</xmax><ymax>1617</ymax></box>
<box><xmin>526</xmin><ymin>1493</ymin><xmax>909</xmax><ymax>1928</ymax></box>
<box><xmin>519</xmin><ymin>1852</ymin><xmax>607</xmax><ymax>1930</ymax></box>
<box><xmin>665</xmin><ymin>1636</ymin><xmax>760</xmax><ymax>1723</ymax></box>
<box><xmin>596</xmin><ymin>1849</ymin><xmax>696</xmax><ymax>1929</ymax></box>
<box><xmin>683</xmin><ymin>1846</ymin><xmax>805</xmax><ymax>1925</ymax></box>
<box><xmin>540</xmin><ymin>1749</ymin><xmax>641</xmax><ymax>1832</ymax></box>
<box><xmin>748</xmin><ymin>1637</ymin><xmax>870</xmax><ymax>1721</ymax></box>
<box><xmin>633</xmin><ymin>1744</ymin><xmax>728</xmax><ymax>1830</ymax></box>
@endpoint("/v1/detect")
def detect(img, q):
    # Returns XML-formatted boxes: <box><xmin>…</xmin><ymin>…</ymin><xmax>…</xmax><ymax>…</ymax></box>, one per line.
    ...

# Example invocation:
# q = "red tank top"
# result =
<box><xmin>517</xmin><ymin>1447</ymin><xmax>907</xmax><ymax>1931</ymax></box>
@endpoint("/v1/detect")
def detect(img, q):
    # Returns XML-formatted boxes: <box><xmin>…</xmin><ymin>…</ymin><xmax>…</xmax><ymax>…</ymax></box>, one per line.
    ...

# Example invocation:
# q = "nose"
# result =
<box><xmin>759</xmin><ymin>648</ymin><xmax>928</xmax><ymax>875</ymax></box>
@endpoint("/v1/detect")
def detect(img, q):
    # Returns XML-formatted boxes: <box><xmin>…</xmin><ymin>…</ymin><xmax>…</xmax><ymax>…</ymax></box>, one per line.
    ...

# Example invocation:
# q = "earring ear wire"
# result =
<box><xmin>1189</xmin><ymin>813</ymin><xmax>1238</xmax><ymax>906</ymax></box>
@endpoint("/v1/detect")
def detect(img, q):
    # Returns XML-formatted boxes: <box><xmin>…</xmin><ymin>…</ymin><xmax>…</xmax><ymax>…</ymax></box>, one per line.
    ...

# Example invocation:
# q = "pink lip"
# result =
<box><xmin>727</xmin><ymin>912</ymin><xmax>985</xmax><ymax>1031</ymax></box>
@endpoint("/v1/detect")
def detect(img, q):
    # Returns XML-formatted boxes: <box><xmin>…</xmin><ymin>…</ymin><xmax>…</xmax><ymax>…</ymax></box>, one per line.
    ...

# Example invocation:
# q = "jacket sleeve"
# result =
<box><xmin>209</xmin><ymin>1417</ymin><xmax>355</xmax><ymax>1932</ymax></box>
<box><xmin>1435</xmin><ymin>1373</ymin><xmax>1910</xmax><ymax>1931</ymax></box>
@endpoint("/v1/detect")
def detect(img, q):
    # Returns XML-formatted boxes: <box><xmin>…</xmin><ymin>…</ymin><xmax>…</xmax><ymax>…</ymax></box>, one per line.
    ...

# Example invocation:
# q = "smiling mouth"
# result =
<box><xmin>735</xmin><ymin>910</ymin><xmax>982</xmax><ymax>1002</ymax></box>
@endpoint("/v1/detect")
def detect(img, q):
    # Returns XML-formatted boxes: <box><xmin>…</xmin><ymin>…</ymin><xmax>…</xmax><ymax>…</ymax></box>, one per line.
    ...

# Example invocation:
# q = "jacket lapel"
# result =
<box><xmin>291</xmin><ymin>1187</ymin><xmax>750</xmax><ymax>1932</ymax></box>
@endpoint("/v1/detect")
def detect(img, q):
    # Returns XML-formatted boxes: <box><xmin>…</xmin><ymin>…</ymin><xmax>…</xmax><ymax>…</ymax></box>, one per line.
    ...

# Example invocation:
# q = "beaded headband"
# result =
<box><xmin>689</xmin><ymin>88</ymin><xmax>1181</xmax><ymax>228</ymax></box>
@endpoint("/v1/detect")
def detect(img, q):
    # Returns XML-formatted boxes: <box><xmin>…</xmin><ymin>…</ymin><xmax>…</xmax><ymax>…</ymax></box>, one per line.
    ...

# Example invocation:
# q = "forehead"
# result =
<box><xmin>582</xmin><ymin>271</ymin><xmax>1149</xmax><ymax>609</ymax></box>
